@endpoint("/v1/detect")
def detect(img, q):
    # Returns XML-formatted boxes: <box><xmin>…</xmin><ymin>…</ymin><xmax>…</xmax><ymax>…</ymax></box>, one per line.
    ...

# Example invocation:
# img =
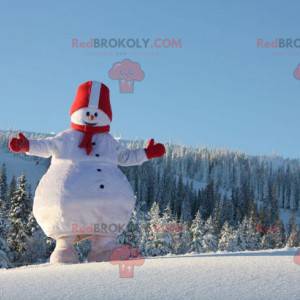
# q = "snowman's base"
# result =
<box><xmin>50</xmin><ymin>235</ymin><xmax>117</xmax><ymax>264</ymax></box>
<box><xmin>50</xmin><ymin>236</ymin><xmax>80</xmax><ymax>264</ymax></box>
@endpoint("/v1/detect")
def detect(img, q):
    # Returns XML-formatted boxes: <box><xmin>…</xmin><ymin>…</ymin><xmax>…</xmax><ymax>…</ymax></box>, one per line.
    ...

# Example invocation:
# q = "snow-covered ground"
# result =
<box><xmin>1</xmin><ymin>249</ymin><xmax>300</xmax><ymax>300</ymax></box>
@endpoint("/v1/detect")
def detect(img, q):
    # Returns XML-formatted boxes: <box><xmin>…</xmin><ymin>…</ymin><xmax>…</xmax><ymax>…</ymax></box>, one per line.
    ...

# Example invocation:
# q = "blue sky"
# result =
<box><xmin>0</xmin><ymin>0</ymin><xmax>299</xmax><ymax>158</ymax></box>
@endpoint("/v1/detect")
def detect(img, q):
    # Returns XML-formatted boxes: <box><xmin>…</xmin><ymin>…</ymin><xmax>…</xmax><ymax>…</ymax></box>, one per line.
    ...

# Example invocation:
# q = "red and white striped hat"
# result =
<box><xmin>70</xmin><ymin>81</ymin><xmax>112</xmax><ymax>121</ymax></box>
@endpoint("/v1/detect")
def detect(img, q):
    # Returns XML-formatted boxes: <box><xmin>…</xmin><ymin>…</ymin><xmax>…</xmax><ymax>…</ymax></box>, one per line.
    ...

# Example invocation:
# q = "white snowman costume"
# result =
<box><xmin>28</xmin><ymin>129</ymin><xmax>147</xmax><ymax>240</ymax></box>
<box><xmin>23</xmin><ymin>81</ymin><xmax>150</xmax><ymax>263</ymax></box>
<box><xmin>9</xmin><ymin>80</ymin><xmax>166</xmax><ymax>263</ymax></box>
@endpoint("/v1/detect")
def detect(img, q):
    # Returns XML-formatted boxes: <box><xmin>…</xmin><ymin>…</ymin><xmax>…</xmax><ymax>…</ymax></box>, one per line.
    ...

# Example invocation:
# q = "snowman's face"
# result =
<box><xmin>71</xmin><ymin>107</ymin><xmax>111</xmax><ymax>127</ymax></box>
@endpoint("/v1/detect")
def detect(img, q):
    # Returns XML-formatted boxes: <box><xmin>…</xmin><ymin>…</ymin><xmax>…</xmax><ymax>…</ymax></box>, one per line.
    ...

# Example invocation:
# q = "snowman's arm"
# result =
<box><xmin>26</xmin><ymin>137</ymin><xmax>58</xmax><ymax>158</ymax></box>
<box><xmin>116</xmin><ymin>145</ymin><xmax>148</xmax><ymax>167</ymax></box>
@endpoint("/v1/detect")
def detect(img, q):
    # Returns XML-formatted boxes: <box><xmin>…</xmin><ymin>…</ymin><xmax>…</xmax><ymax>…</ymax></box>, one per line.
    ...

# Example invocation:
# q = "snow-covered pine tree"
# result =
<box><xmin>3</xmin><ymin>176</ymin><xmax>17</xmax><ymax>239</ymax></box>
<box><xmin>218</xmin><ymin>221</ymin><xmax>239</xmax><ymax>252</ymax></box>
<box><xmin>0</xmin><ymin>237</ymin><xmax>10</xmax><ymax>268</ymax></box>
<box><xmin>190</xmin><ymin>210</ymin><xmax>205</xmax><ymax>253</ymax></box>
<box><xmin>273</xmin><ymin>218</ymin><xmax>286</xmax><ymax>248</ymax></box>
<box><xmin>7</xmin><ymin>174</ymin><xmax>32</xmax><ymax>264</ymax></box>
<box><xmin>0</xmin><ymin>157</ymin><xmax>9</xmax><ymax>251</ymax></box>
<box><xmin>202</xmin><ymin>216</ymin><xmax>218</xmax><ymax>252</ymax></box>
<box><xmin>7</xmin><ymin>176</ymin><xmax>16</xmax><ymax>207</ymax></box>
<box><xmin>0</xmin><ymin>164</ymin><xmax>8</xmax><ymax>238</ymax></box>
<box><xmin>286</xmin><ymin>212</ymin><xmax>300</xmax><ymax>248</ymax></box>
<box><xmin>142</xmin><ymin>202</ymin><xmax>161</xmax><ymax>256</ymax></box>
<box><xmin>0</xmin><ymin>164</ymin><xmax>8</xmax><ymax>213</ymax></box>
<box><xmin>173</xmin><ymin>221</ymin><xmax>191</xmax><ymax>254</ymax></box>
<box><xmin>261</xmin><ymin>218</ymin><xmax>285</xmax><ymax>249</ymax></box>
<box><xmin>244</xmin><ymin>213</ymin><xmax>261</xmax><ymax>251</ymax></box>
<box><xmin>236</xmin><ymin>215</ymin><xmax>261</xmax><ymax>251</ymax></box>
<box><xmin>118</xmin><ymin>208</ymin><xmax>142</xmax><ymax>248</ymax></box>
<box><xmin>159</xmin><ymin>205</ymin><xmax>176</xmax><ymax>254</ymax></box>
<box><xmin>211</xmin><ymin>198</ymin><xmax>223</xmax><ymax>234</ymax></box>
<box><xmin>139</xmin><ymin>204</ymin><xmax>151</xmax><ymax>255</ymax></box>
<box><xmin>143</xmin><ymin>203</ymin><xmax>174</xmax><ymax>256</ymax></box>
<box><xmin>236</xmin><ymin>218</ymin><xmax>248</xmax><ymax>251</ymax></box>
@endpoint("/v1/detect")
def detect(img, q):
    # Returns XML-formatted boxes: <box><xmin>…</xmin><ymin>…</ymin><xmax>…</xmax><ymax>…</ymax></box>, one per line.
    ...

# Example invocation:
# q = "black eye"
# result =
<box><xmin>94</xmin><ymin>112</ymin><xmax>98</xmax><ymax>117</ymax></box>
<box><xmin>86</xmin><ymin>112</ymin><xmax>90</xmax><ymax>116</ymax></box>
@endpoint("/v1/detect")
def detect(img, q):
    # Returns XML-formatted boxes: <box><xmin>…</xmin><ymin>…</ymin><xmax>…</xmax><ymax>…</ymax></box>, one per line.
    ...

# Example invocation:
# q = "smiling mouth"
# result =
<box><xmin>84</xmin><ymin>121</ymin><xmax>97</xmax><ymax>126</ymax></box>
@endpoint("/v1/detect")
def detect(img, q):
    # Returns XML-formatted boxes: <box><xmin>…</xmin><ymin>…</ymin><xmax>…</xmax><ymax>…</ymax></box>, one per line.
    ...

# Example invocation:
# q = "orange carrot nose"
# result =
<box><xmin>89</xmin><ymin>115</ymin><xmax>95</xmax><ymax>121</ymax></box>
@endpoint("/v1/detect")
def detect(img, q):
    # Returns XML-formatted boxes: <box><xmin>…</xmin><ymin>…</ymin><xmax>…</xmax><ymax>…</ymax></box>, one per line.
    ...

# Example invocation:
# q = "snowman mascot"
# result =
<box><xmin>9</xmin><ymin>80</ymin><xmax>165</xmax><ymax>264</ymax></box>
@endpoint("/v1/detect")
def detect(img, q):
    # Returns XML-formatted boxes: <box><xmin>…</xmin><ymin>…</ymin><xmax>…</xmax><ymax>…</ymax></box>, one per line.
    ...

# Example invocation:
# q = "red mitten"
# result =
<box><xmin>9</xmin><ymin>133</ymin><xmax>30</xmax><ymax>153</ymax></box>
<box><xmin>144</xmin><ymin>139</ymin><xmax>166</xmax><ymax>159</ymax></box>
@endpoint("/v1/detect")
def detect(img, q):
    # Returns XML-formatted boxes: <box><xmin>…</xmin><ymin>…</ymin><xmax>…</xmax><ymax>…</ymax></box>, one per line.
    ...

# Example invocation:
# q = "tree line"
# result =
<box><xmin>0</xmin><ymin>137</ymin><xmax>300</xmax><ymax>267</ymax></box>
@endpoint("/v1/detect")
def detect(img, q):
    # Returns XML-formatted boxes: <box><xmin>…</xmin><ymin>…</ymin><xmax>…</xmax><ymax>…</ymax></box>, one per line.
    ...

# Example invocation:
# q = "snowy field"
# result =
<box><xmin>0</xmin><ymin>249</ymin><xmax>300</xmax><ymax>300</ymax></box>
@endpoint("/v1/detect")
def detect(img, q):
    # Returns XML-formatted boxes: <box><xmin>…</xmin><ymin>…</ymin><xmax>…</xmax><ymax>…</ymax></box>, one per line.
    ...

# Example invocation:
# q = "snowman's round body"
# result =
<box><xmin>29</xmin><ymin>129</ymin><xmax>147</xmax><ymax>240</ymax></box>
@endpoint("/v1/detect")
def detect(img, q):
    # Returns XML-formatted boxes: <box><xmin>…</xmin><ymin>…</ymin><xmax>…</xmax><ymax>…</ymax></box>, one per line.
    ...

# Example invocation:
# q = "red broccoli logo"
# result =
<box><xmin>109</xmin><ymin>244</ymin><xmax>145</xmax><ymax>278</ymax></box>
<box><xmin>108</xmin><ymin>59</ymin><xmax>145</xmax><ymax>93</ymax></box>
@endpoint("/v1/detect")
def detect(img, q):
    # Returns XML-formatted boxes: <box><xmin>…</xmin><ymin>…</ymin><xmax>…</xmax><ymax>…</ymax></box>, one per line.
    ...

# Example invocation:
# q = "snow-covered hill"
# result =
<box><xmin>0</xmin><ymin>249</ymin><xmax>300</xmax><ymax>300</ymax></box>
<box><xmin>0</xmin><ymin>152</ymin><xmax>49</xmax><ymax>189</ymax></box>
